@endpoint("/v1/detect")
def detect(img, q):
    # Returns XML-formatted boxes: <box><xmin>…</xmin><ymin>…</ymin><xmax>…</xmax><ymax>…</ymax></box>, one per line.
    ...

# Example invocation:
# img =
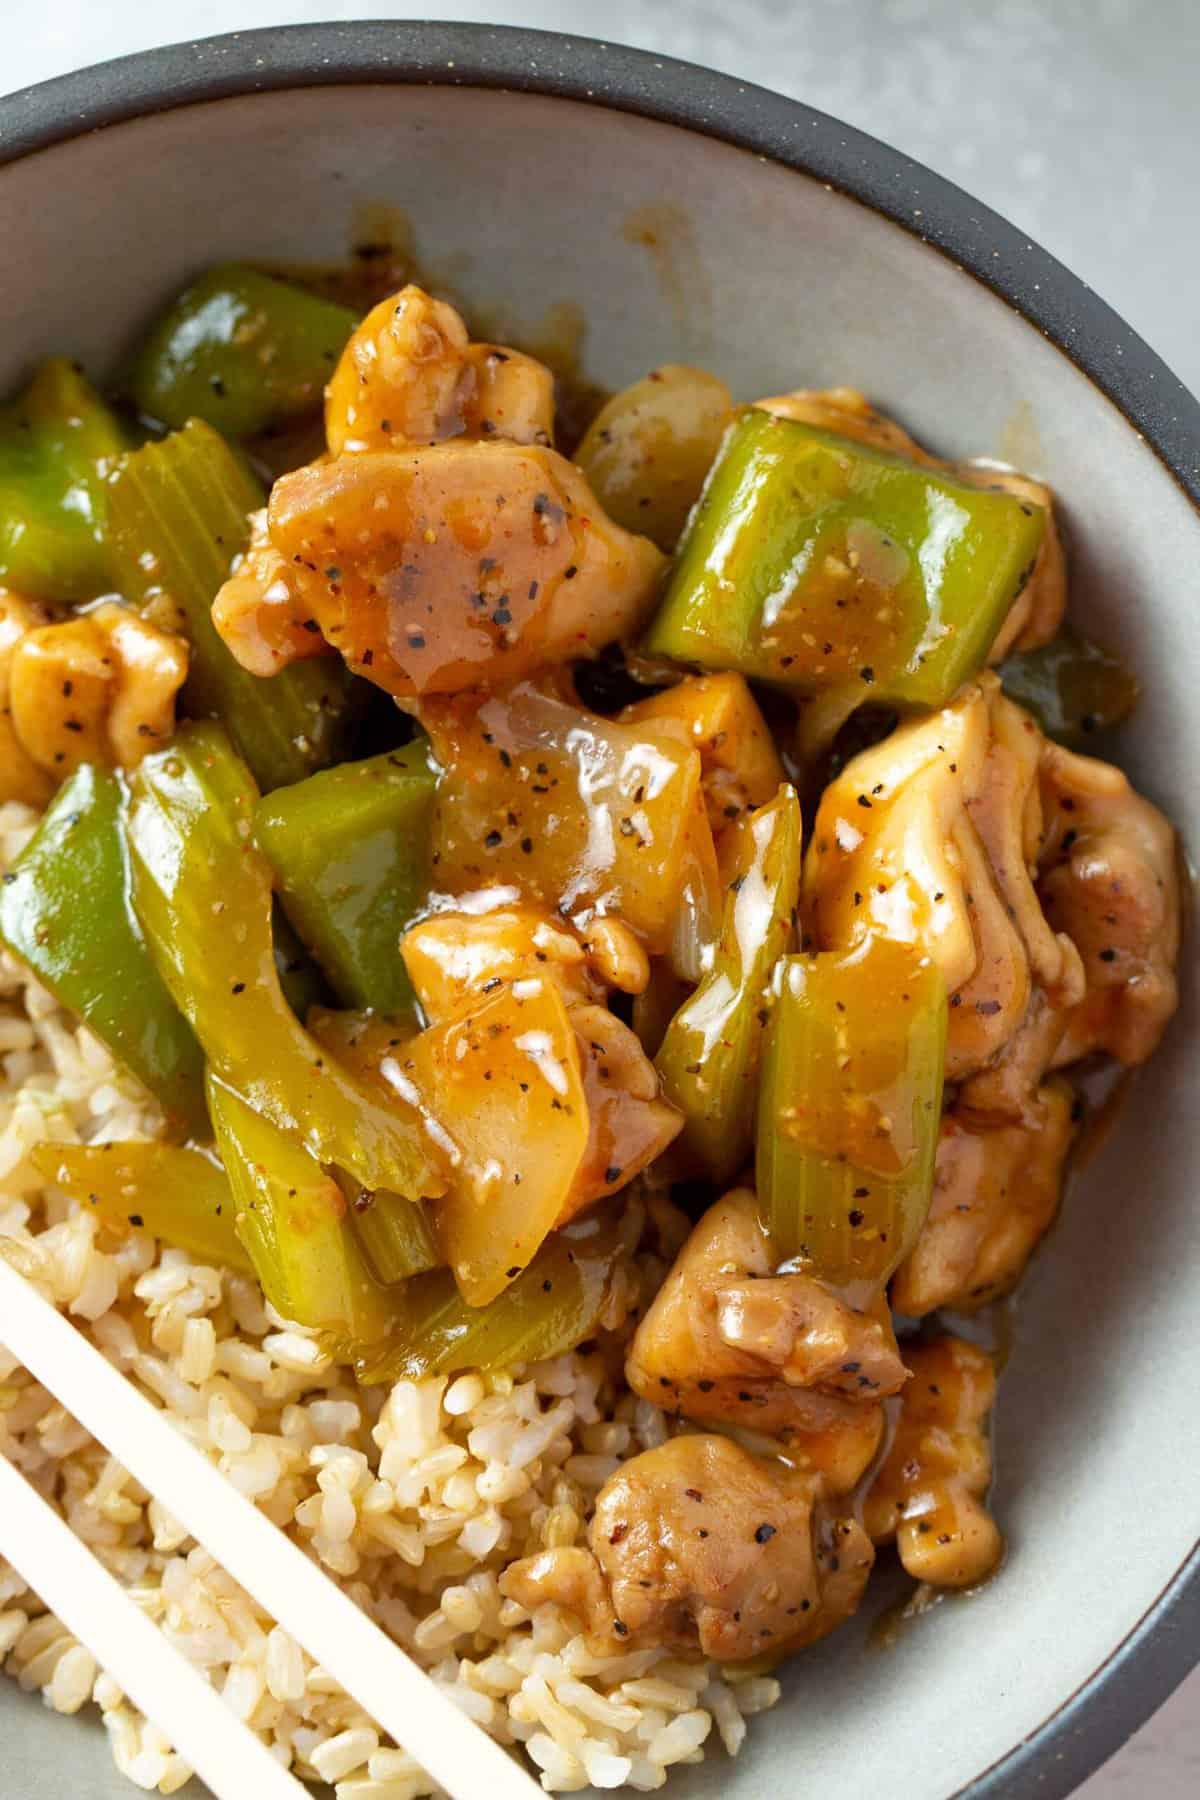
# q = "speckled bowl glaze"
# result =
<box><xmin>0</xmin><ymin>23</ymin><xmax>1196</xmax><ymax>1800</ymax></box>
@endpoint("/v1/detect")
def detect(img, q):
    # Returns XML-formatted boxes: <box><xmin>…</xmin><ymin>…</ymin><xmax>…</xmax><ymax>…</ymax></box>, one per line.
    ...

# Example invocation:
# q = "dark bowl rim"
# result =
<box><xmin>0</xmin><ymin>20</ymin><xmax>1197</xmax><ymax>1800</ymax></box>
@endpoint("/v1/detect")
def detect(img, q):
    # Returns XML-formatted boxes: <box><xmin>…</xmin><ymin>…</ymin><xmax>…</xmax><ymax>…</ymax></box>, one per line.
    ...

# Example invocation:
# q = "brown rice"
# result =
<box><xmin>0</xmin><ymin>799</ymin><xmax>779</xmax><ymax>1795</ymax></box>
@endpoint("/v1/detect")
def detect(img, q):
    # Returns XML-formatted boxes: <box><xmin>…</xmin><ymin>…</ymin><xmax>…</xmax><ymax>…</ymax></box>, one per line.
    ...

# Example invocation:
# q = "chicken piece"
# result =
<box><xmin>9</xmin><ymin>601</ymin><xmax>187</xmax><ymax>777</ymax></box>
<box><xmin>626</xmin><ymin>1191</ymin><xmax>901</xmax><ymax>1488</ymax></box>
<box><xmin>215</xmin><ymin>288</ymin><xmax>557</xmax><ymax>673</ymax></box>
<box><xmin>756</xmin><ymin>386</ymin><xmax>935</xmax><ymax>465</ymax></box>
<box><xmin>0</xmin><ymin>591</ymin><xmax>54</xmax><ymax>806</ymax></box>
<box><xmin>401</xmin><ymin>904</ymin><xmax>680</xmax><ymax>1224</ymax></box>
<box><xmin>266</xmin><ymin>441</ymin><xmax>665</xmax><ymax>697</ymax></box>
<box><xmin>863</xmin><ymin>1336</ymin><xmax>1002</xmax><ymax>1588</ymax></box>
<box><xmin>501</xmin><ymin>1434</ymin><xmax>874</xmax><ymax>1660</ymax></box>
<box><xmin>563</xmin><ymin>1003</ymin><xmax>681</xmax><ymax>1220</ymax></box>
<box><xmin>755</xmin><ymin>389</ymin><xmax>1064</xmax><ymax>655</ymax></box>
<box><xmin>402</xmin><ymin>904</ymin><xmax>651</xmax><ymax>1024</ymax></box>
<box><xmin>1039</xmin><ymin>739</ymin><xmax>1181</xmax><ymax>1068</ymax></box>
<box><xmin>619</xmin><ymin>672</ymin><xmax>786</xmax><ymax>838</ymax></box>
<box><xmin>891</xmin><ymin>1081</ymin><xmax>1076</xmax><ymax>1315</ymax></box>
<box><xmin>804</xmin><ymin>675</ymin><xmax>1082</xmax><ymax>1110</ymax></box>
<box><xmin>325</xmin><ymin>284</ymin><xmax>554</xmax><ymax>455</ymax></box>
<box><xmin>402</xmin><ymin>904</ymin><xmax>600</xmax><ymax>1021</ymax></box>
<box><xmin>210</xmin><ymin>507</ymin><xmax>331</xmax><ymax>678</ymax></box>
<box><xmin>965</xmin><ymin>466</ymin><xmax>1066</xmax><ymax>658</ymax></box>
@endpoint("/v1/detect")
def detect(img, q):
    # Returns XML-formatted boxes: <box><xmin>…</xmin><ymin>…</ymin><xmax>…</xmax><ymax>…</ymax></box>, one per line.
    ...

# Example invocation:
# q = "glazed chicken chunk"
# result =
<box><xmin>210</xmin><ymin>507</ymin><xmax>327</xmax><ymax>679</ymax></box>
<box><xmin>864</xmin><ymin>1336</ymin><xmax>1002</xmax><ymax>1588</ymax></box>
<box><xmin>6</xmin><ymin>600</ymin><xmax>187</xmax><ymax>778</ymax></box>
<box><xmin>805</xmin><ymin>672</ymin><xmax>1180</xmax><ymax>1117</ymax></box>
<box><xmin>502</xmin><ymin>1434</ymin><xmax>874</xmax><ymax>1660</ymax></box>
<box><xmin>892</xmin><ymin>1081</ymin><xmax>1077</xmax><ymax>1315</ymax></box>
<box><xmin>805</xmin><ymin>675</ymin><xmax>1078</xmax><ymax>1106</ymax></box>
<box><xmin>213</xmin><ymin>284</ymin><xmax>665</xmax><ymax>696</ymax></box>
<box><xmin>626</xmin><ymin>1190</ymin><xmax>901</xmax><ymax>1491</ymax></box>
<box><xmin>1038</xmin><ymin>737</ymin><xmax>1181</xmax><ymax>1068</ymax></box>
<box><xmin>266</xmin><ymin>441</ymin><xmax>665</xmax><ymax>696</ymax></box>
<box><xmin>325</xmin><ymin>283</ymin><xmax>555</xmax><ymax>454</ymax></box>
<box><xmin>0</xmin><ymin>590</ymin><xmax>54</xmax><ymax>806</ymax></box>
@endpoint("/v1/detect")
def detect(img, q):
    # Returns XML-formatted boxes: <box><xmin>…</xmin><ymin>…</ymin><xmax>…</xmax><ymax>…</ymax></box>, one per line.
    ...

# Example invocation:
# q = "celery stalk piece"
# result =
<box><xmin>106</xmin><ymin>419</ymin><xmax>353</xmax><ymax>791</ymax></box>
<box><xmin>32</xmin><ymin>1141</ymin><xmax>250</xmax><ymax>1274</ymax></box>
<box><xmin>353</xmin><ymin>1205</ymin><xmax>638</xmax><ymax>1383</ymax></box>
<box><xmin>0</xmin><ymin>763</ymin><xmax>206</xmax><ymax>1136</ymax></box>
<box><xmin>128</xmin><ymin>264</ymin><xmax>357</xmax><ymax>438</ymax></box>
<box><xmin>349</xmin><ymin>1186</ymin><xmax>442</xmax><ymax>1285</ymax></box>
<box><xmin>0</xmin><ymin>357</ymin><xmax>129</xmax><ymax>601</ymax></box>
<box><xmin>646</xmin><ymin>408</ymin><xmax>1046</xmax><ymax>711</ymax></box>
<box><xmin>126</xmin><ymin>722</ymin><xmax>444</xmax><ymax>1201</ymax></box>
<box><xmin>254</xmin><ymin>741</ymin><xmax>437</xmax><ymax>1013</ymax></box>
<box><xmin>756</xmin><ymin>937</ymin><xmax>946</xmax><ymax>1285</ymax></box>
<box><xmin>207</xmin><ymin>1074</ymin><xmax>394</xmax><ymax>1341</ymax></box>
<box><xmin>655</xmin><ymin>783</ymin><xmax>801</xmax><ymax>1180</ymax></box>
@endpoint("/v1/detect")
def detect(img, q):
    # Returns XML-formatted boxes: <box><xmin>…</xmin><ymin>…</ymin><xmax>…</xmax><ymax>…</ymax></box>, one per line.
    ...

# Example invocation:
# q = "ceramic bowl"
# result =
<box><xmin>0</xmin><ymin>22</ymin><xmax>1196</xmax><ymax>1800</ymax></box>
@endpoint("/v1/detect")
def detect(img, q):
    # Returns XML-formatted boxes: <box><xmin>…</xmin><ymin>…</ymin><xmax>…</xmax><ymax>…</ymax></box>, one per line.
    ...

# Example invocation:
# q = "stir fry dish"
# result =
<box><xmin>0</xmin><ymin>265</ymin><xmax>1182</xmax><ymax>1794</ymax></box>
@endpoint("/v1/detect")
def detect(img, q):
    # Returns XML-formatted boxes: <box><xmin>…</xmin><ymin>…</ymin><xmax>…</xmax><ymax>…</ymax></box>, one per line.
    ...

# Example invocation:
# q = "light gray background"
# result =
<box><xmin>2</xmin><ymin>3</ymin><xmax>1197</xmax><ymax>1795</ymax></box>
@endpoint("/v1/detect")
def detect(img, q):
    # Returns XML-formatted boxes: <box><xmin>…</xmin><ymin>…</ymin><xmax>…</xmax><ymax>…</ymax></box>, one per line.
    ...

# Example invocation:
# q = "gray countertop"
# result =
<box><xmin>3</xmin><ymin>3</ymin><xmax>1198</xmax><ymax>1795</ymax></box>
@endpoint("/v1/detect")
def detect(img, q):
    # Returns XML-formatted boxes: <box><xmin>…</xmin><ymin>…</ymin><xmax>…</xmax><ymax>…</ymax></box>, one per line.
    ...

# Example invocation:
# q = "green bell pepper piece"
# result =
<box><xmin>0</xmin><ymin>764</ymin><xmax>205</xmax><ymax>1135</ymax></box>
<box><xmin>106</xmin><ymin>419</ymin><xmax>354</xmax><ymax>791</ymax></box>
<box><xmin>125</xmin><ymin>722</ymin><xmax>444</xmax><ymax>1200</ymax></box>
<box><xmin>0</xmin><ymin>358</ymin><xmax>129</xmax><ymax>601</ymax></box>
<box><xmin>647</xmin><ymin>408</ymin><xmax>1046</xmax><ymax>711</ymax></box>
<box><xmin>756</xmin><ymin>937</ymin><xmax>946</xmax><ymax>1287</ymax></box>
<box><xmin>655</xmin><ymin>782</ymin><xmax>801</xmax><ymax>1180</ymax></box>
<box><xmin>207</xmin><ymin>1074</ymin><xmax>394</xmax><ymax>1341</ymax></box>
<box><xmin>128</xmin><ymin>264</ymin><xmax>357</xmax><ymax>438</ymax></box>
<box><xmin>33</xmin><ymin>1140</ymin><xmax>251</xmax><ymax>1273</ymax></box>
<box><xmin>254</xmin><ymin>742</ymin><xmax>437</xmax><ymax>1013</ymax></box>
<box><xmin>998</xmin><ymin>626</ymin><xmax>1139</xmax><ymax>745</ymax></box>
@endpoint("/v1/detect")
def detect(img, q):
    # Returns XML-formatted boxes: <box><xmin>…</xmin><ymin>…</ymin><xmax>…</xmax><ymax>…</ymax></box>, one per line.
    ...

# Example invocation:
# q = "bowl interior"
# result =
<box><xmin>0</xmin><ymin>77</ymin><xmax>1196</xmax><ymax>1800</ymax></box>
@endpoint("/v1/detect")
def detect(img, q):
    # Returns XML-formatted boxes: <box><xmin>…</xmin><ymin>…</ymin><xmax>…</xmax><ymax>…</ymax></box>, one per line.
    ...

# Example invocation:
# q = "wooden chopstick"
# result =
<box><xmin>0</xmin><ymin>1451</ymin><xmax>310</xmax><ymax>1800</ymax></box>
<box><xmin>0</xmin><ymin>1255</ymin><xmax>542</xmax><ymax>1800</ymax></box>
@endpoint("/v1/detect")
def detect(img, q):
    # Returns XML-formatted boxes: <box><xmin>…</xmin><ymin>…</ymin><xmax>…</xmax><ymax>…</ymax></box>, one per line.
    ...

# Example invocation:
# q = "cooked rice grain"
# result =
<box><xmin>0</xmin><ymin>799</ymin><xmax>778</xmax><ymax>1795</ymax></box>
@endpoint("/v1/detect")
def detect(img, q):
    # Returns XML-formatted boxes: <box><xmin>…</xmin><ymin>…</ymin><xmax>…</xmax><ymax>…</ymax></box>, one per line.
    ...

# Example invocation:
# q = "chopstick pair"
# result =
<box><xmin>0</xmin><ymin>1254</ymin><xmax>541</xmax><ymax>1800</ymax></box>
